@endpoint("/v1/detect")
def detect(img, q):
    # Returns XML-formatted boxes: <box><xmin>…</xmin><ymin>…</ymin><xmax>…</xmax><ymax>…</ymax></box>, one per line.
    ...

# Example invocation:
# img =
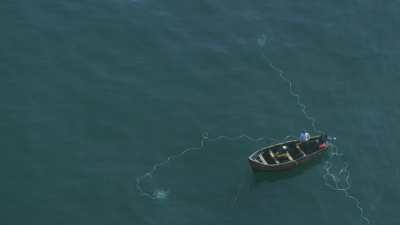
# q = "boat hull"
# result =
<box><xmin>248</xmin><ymin>148</ymin><xmax>327</xmax><ymax>171</ymax></box>
<box><xmin>248</xmin><ymin>135</ymin><xmax>329</xmax><ymax>172</ymax></box>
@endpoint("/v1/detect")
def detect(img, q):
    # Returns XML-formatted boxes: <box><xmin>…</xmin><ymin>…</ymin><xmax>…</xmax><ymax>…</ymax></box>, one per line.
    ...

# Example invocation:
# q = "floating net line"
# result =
<box><xmin>136</xmin><ymin>132</ymin><xmax>293</xmax><ymax>200</ymax></box>
<box><xmin>258</xmin><ymin>34</ymin><xmax>370</xmax><ymax>225</ymax></box>
<box><xmin>135</xmin><ymin>33</ymin><xmax>370</xmax><ymax>225</ymax></box>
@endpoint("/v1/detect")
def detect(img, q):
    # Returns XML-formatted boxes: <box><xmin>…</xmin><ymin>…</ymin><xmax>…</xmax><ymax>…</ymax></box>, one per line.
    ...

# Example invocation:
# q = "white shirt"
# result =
<box><xmin>300</xmin><ymin>132</ymin><xmax>310</xmax><ymax>142</ymax></box>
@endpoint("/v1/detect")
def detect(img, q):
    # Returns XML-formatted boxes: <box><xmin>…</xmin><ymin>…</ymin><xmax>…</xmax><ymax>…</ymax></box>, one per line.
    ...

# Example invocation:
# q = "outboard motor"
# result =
<box><xmin>319</xmin><ymin>134</ymin><xmax>329</xmax><ymax>149</ymax></box>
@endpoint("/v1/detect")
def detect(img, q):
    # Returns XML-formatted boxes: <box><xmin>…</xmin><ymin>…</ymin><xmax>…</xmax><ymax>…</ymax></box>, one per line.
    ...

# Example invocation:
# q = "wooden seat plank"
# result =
<box><xmin>269</xmin><ymin>151</ymin><xmax>280</xmax><ymax>164</ymax></box>
<box><xmin>258</xmin><ymin>154</ymin><xmax>268</xmax><ymax>165</ymax></box>
<box><xmin>286</xmin><ymin>152</ymin><xmax>294</xmax><ymax>161</ymax></box>
<box><xmin>296</xmin><ymin>143</ymin><xmax>306</xmax><ymax>157</ymax></box>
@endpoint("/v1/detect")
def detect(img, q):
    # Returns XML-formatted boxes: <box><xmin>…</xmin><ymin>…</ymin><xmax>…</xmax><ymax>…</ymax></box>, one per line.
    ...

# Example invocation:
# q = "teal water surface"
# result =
<box><xmin>1</xmin><ymin>1</ymin><xmax>400</xmax><ymax>225</ymax></box>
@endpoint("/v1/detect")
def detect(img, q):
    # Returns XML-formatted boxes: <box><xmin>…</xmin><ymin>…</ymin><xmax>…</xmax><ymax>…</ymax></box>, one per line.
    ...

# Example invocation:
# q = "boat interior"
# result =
<box><xmin>256</xmin><ymin>137</ymin><xmax>323</xmax><ymax>165</ymax></box>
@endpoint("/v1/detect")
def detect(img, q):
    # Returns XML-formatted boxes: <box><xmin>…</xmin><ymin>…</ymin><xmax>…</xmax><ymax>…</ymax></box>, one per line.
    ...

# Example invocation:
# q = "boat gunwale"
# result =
<box><xmin>248</xmin><ymin>135</ymin><xmax>326</xmax><ymax>167</ymax></box>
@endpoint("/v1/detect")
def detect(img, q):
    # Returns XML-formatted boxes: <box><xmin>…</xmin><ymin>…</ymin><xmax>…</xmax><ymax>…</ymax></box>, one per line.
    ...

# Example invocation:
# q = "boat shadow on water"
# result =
<box><xmin>251</xmin><ymin>153</ymin><xmax>329</xmax><ymax>185</ymax></box>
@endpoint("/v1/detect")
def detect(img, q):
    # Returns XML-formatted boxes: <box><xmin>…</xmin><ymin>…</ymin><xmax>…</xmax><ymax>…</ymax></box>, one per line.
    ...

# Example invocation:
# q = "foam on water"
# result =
<box><xmin>153</xmin><ymin>189</ymin><xmax>169</xmax><ymax>200</ymax></box>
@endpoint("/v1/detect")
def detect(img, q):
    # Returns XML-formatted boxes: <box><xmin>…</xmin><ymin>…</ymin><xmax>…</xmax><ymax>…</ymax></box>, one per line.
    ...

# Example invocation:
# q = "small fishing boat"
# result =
<box><xmin>248</xmin><ymin>134</ymin><xmax>329</xmax><ymax>171</ymax></box>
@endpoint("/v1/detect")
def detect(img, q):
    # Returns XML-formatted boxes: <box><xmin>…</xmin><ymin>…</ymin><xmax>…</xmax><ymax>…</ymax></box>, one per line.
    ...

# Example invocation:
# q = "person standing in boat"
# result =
<box><xmin>299</xmin><ymin>130</ymin><xmax>310</xmax><ymax>142</ymax></box>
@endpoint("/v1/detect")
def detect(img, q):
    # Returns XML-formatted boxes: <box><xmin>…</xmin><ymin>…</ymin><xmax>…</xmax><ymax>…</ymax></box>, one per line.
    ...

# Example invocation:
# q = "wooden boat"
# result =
<box><xmin>248</xmin><ymin>134</ymin><xmax>329</xmax><ymax>171</ymax></box>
